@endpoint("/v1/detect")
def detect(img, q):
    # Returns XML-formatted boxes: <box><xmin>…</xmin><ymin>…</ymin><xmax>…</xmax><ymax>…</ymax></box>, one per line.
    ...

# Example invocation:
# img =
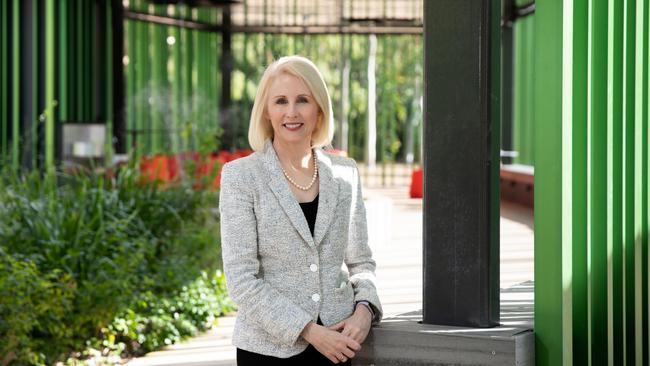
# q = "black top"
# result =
<box><xmin>298</xmin><ymin>194</ymin><xmax>319</xmax><ymax>237</ymax></box>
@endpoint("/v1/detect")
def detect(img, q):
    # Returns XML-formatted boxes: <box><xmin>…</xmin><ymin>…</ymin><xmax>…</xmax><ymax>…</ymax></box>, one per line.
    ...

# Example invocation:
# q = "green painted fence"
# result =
<box><xmin>1</xmin><ymin>1</ymin><xmax>423</xmax><ymax>169</ymax></box>
<box><xmin>0</xmin><ymin>0</ymin><xmax>113</xmax><ymax>171</ymax></box>
<box><xmin>124</xmin><ymin>1</ymin><xmax>222</xmax><ymax>156</ymax></box>
<box><xmin>534</xmin><ymin>0</ymin><xmax>649</xmax><ymax>365</ymax></box>
<box><xmin>122</xmin><ymin>2</ymin><xmax>424</xmax><ymax>162</ymax></box>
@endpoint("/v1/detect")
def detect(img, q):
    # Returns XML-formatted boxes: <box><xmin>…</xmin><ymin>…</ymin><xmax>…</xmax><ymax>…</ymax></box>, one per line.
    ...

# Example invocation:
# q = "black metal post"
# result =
<box><xmin>501</xmin><ymin>0</ymin><xmax>514</xmax><ymax>165</ymax></box>
<box><xmin>112</xmin><ymin>0</ymin><xmax>126</xmax><ymax>154</ymax></box>
<box><xmin>422</xmin><ymin>0</ymin><xmax>500</xmax><ymax>328</ymax></box>
<box><xmin>220</xmin><ymin>6</ymin><xmax>233</xmax><ymax>151</ymax></box>
<box><xmin>20</xmin><ymin>0</ymin><xmax>35</xmax><ymax>170</ymax></box>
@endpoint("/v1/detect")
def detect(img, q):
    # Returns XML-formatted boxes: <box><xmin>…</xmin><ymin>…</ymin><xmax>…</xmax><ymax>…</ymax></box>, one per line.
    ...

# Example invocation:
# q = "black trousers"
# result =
<box><xmin>236</xmin><ymin>318</ymin><xmax>353</xmax><ymax>366</ymax></box>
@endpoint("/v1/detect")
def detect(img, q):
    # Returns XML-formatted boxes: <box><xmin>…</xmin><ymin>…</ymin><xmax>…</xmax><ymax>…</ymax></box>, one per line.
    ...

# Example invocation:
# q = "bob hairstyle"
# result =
<box><xmin>248</xmin><ymin>55</ymin><xmax>335</xmax><ymax>151</ymax></box>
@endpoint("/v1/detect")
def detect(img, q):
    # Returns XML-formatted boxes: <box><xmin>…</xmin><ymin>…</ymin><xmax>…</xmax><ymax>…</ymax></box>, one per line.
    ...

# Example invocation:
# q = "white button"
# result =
<box><xmin>312</xmin><ymin>293</ymin><xmax>320</xmax><ymax>302</ymax></box>
<box><xmin>310</xmin><ymin>264</ymin><xmax>318</xmax><ymax>272</ymax></box>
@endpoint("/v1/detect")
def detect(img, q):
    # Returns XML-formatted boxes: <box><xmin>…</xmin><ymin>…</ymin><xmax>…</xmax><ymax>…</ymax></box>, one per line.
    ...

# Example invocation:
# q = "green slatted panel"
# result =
<box><xmin>571</xmin><ymin>2</ymin><xmax>589</xmax><ymax>364</ymax></box>
<box><xmin>634</xmin><ymin>0</ymin><xmax>646</xmax><ymax>363</ymax></box>
<box><xmin>0</xmin><ymin>0</ymin><xmax>112</xmax><ymax>169</ymax></box>
<box><xmin>535</xmin><ymin>0</ymin><xmax>650</xmax><ymax>365</ymax></box>
<box><xmin>642</xmin><ymin>1</ymin><xmax>650</xmax><ymax>363</ymax></box>
<box><xmin>623</xmin><ymin>1</ymin><xmax>636</xmax><ymax>363</ymax></box>
<box><xmin>190</xmin><ymin>8</ymin><xmax>198</xmax><ymax>151</ymax></box>
<box><xmin>125</xmin><ymin>18</ymin><xmax>134</xmax><ymax>152</ymax></box>
<box><xmin>181</xmin><ymin>5</ymin><xmax>192</xmax><ymax>152</ymax></box>
<box><xmin>181</xmin><ymin>7</ymin><xmax>194</xmax><ymax>150</ymax></box>
<box><xmin>588</xmin><ymin>0</ymin><xmax>608</xmax><ymax>363</ymax></box>
<box><xmin>532</xmin><ymin>3</ymin><xmax>564</xmax><ymax>365</ymax></box>
<box><xmin>171</xmin><ymin>6</ymin><xmax>181</xmax><ymax>154</ymax></box>
<box><xmin>195</xmin><ymin>8</ymin><xmax>204</xmax><ymax>149</ymax></box>
<box><xmin>136</xmin><ymin>0</ymin><xmax>148</xmax><ymax>154</ymax></box>
<box><xmin>150</xmin><ymin>5</ymin><xmax>163</xmax><ymax>152</ymax></box>
<box><xmin>642</xmin><ymin>2</ymin><xmax>650</xmax><ymax>356</ymax></box>
<box><xmin>606</xmin><ymin>0</ymin><xmax>624</xmax><ymax>363</ymax></box>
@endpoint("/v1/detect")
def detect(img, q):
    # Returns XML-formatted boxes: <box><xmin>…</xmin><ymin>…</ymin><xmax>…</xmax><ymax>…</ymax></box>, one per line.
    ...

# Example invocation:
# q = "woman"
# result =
<box><xmin>220</xmin><ymin>55</ymin><xmax>382</xmax><ymax>365</ymax></box>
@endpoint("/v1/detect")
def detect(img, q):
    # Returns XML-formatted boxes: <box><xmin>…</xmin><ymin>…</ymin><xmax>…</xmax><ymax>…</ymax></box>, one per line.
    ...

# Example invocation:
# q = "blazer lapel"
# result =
<box><xmin>261</xmin><ymin>140</ymin><xmax>315</xmax><ymax>247</ymax></box>
<box><xmin>313</xmin><ymin>149</ymin><xmax>340</xmax><ymax>247</ymax></box>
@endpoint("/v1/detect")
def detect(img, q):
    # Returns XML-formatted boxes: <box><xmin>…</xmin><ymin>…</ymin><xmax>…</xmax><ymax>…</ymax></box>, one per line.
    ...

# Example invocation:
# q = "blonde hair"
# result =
<box><xmin>248</xmin><ymin>55</ymin><xmax>335</xmax><ymax>151</ymax></box>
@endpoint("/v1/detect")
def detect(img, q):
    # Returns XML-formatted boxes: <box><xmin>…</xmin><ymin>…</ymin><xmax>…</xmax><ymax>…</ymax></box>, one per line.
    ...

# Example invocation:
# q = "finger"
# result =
<box><xmin>326</xmin><ymin>354</ymin><xmax>340</xmax><ymax>364</ymax></box>
<box><xmin>342</xmin><ymin>347</ymin><xmax>355</xmax><ymax>359</ymax></box>
<box><xmin>347</xmin><ymin>338</ymin><xmax>362</xmax><ymax>351</ymax></box>
<box><xmin>329</xmin><ymin>321</ymin><xmax>345</xmax><ymax>331</ymax></box>
<box><xmin>341</xmin><ymin>327</ymin><xmax>353</xmax><ymax>337</ymax></box>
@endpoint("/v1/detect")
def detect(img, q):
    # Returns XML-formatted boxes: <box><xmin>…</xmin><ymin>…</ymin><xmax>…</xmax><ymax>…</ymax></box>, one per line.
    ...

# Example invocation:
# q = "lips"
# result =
<box><xmin>283</xmin><ymin>122</ymin><xmax>304</xmax><ymax>131</ymax></box>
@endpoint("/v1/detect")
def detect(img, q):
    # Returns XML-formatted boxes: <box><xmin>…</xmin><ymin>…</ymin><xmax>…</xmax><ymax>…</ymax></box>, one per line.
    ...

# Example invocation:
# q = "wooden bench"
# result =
<box><xmin>500</xmin><ymin>164</ymin><xmax>534</xmax><ymax>208</ymax></box>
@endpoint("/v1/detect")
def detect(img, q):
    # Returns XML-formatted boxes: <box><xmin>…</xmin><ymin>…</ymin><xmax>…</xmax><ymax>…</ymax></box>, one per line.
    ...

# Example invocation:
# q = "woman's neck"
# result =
<box><xmin>273</xmin><ymin>139</ymin><xmax>313</xmax><ymax>169</ymax></box>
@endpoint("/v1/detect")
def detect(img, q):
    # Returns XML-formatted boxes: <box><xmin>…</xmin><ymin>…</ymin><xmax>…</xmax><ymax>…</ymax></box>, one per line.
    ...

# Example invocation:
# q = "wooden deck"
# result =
<box><xmin>126</xmin><ymin>186</ymin><xmax>534</xmax><ymax>366</ymax></box>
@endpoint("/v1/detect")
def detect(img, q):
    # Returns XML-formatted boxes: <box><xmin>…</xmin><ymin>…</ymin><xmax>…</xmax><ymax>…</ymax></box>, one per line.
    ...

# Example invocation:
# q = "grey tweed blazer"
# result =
<box><xmin>219</xmin><ymin>139</ymin><xmax>383</xmax><ymax>358</ymax></box>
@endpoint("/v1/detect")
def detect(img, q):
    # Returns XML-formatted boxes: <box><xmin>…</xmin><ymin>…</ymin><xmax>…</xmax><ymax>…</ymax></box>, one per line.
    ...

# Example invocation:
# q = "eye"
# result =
<box><xmin>275</xmin><ymin>98</ymin><xmax>288</xmax><ymax>105</ymax></box>
<box><xmin>297</xmin><ymin>96</ymin><xmax>309</xmax><ymax>103</ymax></box>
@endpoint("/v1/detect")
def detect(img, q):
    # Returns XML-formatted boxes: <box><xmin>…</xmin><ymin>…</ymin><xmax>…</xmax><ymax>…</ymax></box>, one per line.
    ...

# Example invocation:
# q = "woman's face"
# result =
<box><xmin>266</xmin><ymin>73</ymin><xmax>321</xmax><ymax>147</ymax></box>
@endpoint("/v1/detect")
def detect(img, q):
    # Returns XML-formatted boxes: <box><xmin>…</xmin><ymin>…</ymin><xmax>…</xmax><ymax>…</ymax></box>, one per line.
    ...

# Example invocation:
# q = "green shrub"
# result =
<box><xmin>0</xmin><ymin>162</ymin><xmax>230</xmax><ymax>365</ymax></box>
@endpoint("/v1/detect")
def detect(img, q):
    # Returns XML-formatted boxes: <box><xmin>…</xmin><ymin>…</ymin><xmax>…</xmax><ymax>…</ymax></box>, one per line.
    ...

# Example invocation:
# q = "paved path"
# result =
<box><xmin>126</xmin><ymin>186</ymin><xmax>534</xmax><ymax>366</ymax></box>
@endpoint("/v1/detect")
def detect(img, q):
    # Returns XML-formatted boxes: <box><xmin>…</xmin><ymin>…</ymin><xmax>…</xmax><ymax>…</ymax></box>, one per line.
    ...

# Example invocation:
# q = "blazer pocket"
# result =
<box><xmin>333</xmin><ymin>280</ymin><xmax>354</xmax><ymax>296</ymax></box>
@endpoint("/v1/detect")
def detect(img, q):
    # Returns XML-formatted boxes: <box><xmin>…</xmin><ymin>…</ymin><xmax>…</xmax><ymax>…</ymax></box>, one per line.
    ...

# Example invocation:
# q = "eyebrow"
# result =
<box><xmin>271</xmin><ymin>94</ymin><xmax>312</xmax><ymax>99</ymax></box>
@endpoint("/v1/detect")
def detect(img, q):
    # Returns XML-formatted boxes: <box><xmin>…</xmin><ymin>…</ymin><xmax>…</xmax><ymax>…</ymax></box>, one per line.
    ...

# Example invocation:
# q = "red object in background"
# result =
<box><xmin>410</xmin><ymin>168</ymin><xmax>423</xmax><ymax>198</ymax></box>
<box><xmin>140</xmin><ymin>155</ymin><xmax>179</xmax><ymax>183</ymax></box>
<box><xmin>139</xmin><ymin>149</ymin><xmax>256</xmax><ymax>190</ymax></box>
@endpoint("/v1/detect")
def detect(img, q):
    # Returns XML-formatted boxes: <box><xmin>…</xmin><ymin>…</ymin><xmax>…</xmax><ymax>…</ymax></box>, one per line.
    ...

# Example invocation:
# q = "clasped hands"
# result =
<box><xmin>300</xmin><ymin>304</ymin><xmax>373</xmax><ymax>364</ymax></box>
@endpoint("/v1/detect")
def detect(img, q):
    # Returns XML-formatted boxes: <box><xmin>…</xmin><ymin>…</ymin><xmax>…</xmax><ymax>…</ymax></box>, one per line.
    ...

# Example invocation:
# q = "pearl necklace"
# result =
<box><xmin>281</xmin><ymin>150</ymin><xmax>318</xmax><ymax>191</ymax></box>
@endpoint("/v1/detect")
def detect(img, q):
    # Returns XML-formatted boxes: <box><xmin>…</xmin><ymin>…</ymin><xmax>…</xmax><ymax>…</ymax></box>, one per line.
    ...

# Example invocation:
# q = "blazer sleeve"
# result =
<box><xmin>345</xmin><ymin>160</ymin><xmax>383</xmax><ymax>324</ymax></box>
<box><xmin>219</xmin><ymin>162</ymin><xmax>313</xmax><ymax>346</ymax></box>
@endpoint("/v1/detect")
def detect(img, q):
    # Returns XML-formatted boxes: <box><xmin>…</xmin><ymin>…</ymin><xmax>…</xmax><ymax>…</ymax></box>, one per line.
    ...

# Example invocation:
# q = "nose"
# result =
<box><xmin>286</xmin><ymin>102</ymin><xmax>299</xmax><ymax>117</ymax></box>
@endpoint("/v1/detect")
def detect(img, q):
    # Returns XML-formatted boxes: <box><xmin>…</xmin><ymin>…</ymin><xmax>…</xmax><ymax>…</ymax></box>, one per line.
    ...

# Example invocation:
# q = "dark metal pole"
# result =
<box><xmin>20</xmin><ymin>0</ymin><xmax>35</xmax><ymax>170</ymax></box>
<box><xmin>220</xmin><ymin>6</ymin><xmax>233</xmax><ymax>151</ymax></box>
<box><xmin>112</xmin><ymin>0</ymin><xmax>126</xmax><ymax>154</ymax></box>
<box><xmin>501</xmin><ymin>0</ymin><xmax>514</xmax><ymax>165</ymax></box>
<box><xmin>422</xmin><ymin>0</ymin><xmax>500</xmax><ymax>328</ymax></box>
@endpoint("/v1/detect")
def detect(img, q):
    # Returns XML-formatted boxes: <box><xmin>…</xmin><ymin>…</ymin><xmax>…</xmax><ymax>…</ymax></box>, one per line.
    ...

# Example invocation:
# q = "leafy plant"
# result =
<box><xmin>0</xmin><ymin>162</ymin><xmax>231</xmax><ymax>365</ymax></box>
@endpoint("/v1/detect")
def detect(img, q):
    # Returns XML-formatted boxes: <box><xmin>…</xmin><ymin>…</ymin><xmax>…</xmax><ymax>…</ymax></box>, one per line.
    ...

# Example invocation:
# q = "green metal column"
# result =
<box><xmin>513</xmin><ymin>14</ymin><xmax>535</xmax><ymax>166</ymax></box>
<box><xmin>623</xmin><ymin>0</ymin><xmax>636</xmax><ymax>363</ymax></box>
<box><xmin>589</xmin><ymin>0</ymin><xmax>608</xmax><ymax>364</ymax></box>
<box><xmin>633</xmin><ymin>0</ymin><xmax>649</xmax><ymax>364</ymax></box>
<box><xmin>606</xmin><ymin>0</ymin><xmax>624</xmax><ymax>363</ymax></box>
<box><xmin>533</xmin><ymin>0</ymin><xmax>566</xmax><ymax>363</ymax></box>
<box><xmin>45</xmin><ymin>0</ymin><xmax>54</xmax><ymax>171</ymax></box>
